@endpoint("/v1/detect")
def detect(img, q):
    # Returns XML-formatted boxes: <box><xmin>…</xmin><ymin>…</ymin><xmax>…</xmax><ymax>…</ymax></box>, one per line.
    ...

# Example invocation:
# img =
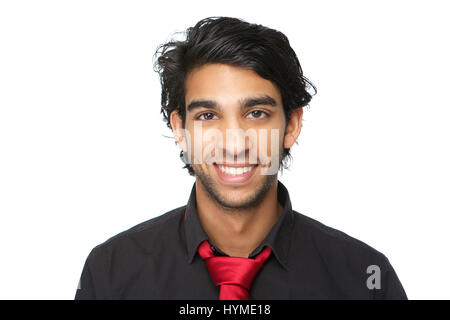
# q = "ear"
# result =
<box><xmin>170</xmin><ymin>110</ymin><xmax>187</xmax><ymax>152</ymax></box>
<box><xmin>283</xmin><ymin>107</ymin><xmax>303</xmax><ymax>149</ymax></box>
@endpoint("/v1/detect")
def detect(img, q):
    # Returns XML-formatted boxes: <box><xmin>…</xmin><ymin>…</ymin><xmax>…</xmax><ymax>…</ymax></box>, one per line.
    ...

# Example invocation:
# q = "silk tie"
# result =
<box><xmin>197</xmin><ymin>239</ymin><xmax>272</xmax><ymax>300</ymax></box>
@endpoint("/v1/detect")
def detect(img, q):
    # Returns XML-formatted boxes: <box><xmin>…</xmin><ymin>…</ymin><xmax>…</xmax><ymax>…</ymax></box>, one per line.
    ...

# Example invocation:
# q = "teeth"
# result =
<box><xmin>218</xmin><ymin>165</ymin><xmax>255</xmax><ymax>176</ymax></box>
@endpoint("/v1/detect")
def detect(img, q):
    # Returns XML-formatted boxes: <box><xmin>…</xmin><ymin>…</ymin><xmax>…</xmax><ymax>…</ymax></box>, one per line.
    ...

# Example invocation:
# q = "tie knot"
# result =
<box><xmin>197</xmin><ymin>240</ymin><xmax>272</xmax><ymax>299</ymax></box>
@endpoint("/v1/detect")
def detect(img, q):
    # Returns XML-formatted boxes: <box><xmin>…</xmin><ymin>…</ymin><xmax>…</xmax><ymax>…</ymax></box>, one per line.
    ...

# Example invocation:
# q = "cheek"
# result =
<box><xmin>254</xmin><ymin>128</ymin><xmax>283</xmax><ymax>164</ymax></box>
<box><xmin>193</xmin><ymin>128</ymin><xmax>224</xmax><ymax>164</ymax></box>
<box><xmin>266</xmin><ymin>115</ymin><xmax>286</xmax><ymax>152</ymax></box>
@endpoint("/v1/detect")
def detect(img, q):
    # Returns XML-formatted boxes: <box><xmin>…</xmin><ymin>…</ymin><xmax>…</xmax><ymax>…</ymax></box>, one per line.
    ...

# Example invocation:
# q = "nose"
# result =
<box><xmin>219</xmin><ymin>118</ymin><xmax>254</xmax><ymax>164</ymax></box>
<box><xmin>224</xmin><ymin>129</ymin><xmax>246</xmax><ymax>163</ymax></box>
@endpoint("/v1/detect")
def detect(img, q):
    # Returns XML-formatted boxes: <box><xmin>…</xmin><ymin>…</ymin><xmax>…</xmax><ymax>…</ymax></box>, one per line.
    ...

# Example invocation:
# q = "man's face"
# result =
<box><xmin>180</xmin><ymin>63</ymin><xmax>288</xmax><ymax>210</ymax></box>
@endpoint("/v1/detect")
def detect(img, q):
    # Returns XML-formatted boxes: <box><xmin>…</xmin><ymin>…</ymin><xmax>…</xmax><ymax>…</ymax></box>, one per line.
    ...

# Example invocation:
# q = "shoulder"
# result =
<box><xmin>77</xmin><ymin>206</ymin><xmax>186</xmax><ymax>299</ymax></box>
<box><xmin>88</xmin><ymin>205</ymin><xmax>186</xmax><ymax>260</ymax></box>
<box><xmin>291</xmin><ymin>210</ymin><xmax>389</xmax><ymax>266</ymax></box>
<box><xmin>290</xmin><ymin>211</ymin><xmax>407</xmax><ymax>299</ymax></box>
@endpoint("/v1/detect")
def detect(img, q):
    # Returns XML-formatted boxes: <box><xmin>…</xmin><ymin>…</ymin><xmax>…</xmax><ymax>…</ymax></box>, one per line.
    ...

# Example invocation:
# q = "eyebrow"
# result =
<box><xmin>186</xmin><ymin>95</ymin><xmax>278</xmax><ymax>112</ymax></box>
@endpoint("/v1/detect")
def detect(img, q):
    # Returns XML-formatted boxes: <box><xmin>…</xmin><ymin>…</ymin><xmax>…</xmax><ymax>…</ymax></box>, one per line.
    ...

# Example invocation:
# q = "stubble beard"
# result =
<box><xmin>194</xmin><ymin>165</ymin><xmax>278</xmax><ymax>214</ymax></box>
<box><xmin>192</xmin><ymin>139</ymin><xmax>284</xmax><ymax>214</ymax></box>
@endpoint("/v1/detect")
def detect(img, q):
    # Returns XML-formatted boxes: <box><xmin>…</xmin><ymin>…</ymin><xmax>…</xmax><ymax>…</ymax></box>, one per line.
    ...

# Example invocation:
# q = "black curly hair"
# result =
<box><xmin>153</xmin><ymin>16</ymin><xmax>316</xmax><ymax>176</ymax></box>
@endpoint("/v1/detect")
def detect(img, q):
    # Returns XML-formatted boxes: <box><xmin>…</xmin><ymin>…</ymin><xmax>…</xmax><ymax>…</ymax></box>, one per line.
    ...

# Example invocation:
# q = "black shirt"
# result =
<box><xmin>75</xmin><ymin>181</ymin><xmax>407</xmax><ymax>300</ymax></box>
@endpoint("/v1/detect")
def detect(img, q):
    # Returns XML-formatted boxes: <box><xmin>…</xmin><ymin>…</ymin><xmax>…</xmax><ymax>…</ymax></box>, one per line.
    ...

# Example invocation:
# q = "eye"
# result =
<box><xmin>197</xmin><ymin>112</ymin><xmax>218</xmax><ymax>120</ymax></box>
<box><xmin>247</xmin><ymin>110</ymin><xmax>268</xmax><ymax>119</ymax></box>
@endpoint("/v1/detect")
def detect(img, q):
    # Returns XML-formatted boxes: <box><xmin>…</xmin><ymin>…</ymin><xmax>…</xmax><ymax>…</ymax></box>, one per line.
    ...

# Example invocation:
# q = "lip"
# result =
<box><xmin>213</xmin><ymin>163</ymin><xmax>258</xmax><ymax>184</ymax></box>
<box><xmin>214</xmin><ymin>163</ymin><xmax>257</xmax><ymax>168</ymax></box>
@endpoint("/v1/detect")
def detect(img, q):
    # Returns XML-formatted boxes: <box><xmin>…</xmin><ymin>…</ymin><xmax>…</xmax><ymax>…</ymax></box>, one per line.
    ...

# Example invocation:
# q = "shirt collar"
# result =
<box><xmin>183</xmin><ymin>180</ymin><xmax>294</xmax><ymax>270</ymax></box>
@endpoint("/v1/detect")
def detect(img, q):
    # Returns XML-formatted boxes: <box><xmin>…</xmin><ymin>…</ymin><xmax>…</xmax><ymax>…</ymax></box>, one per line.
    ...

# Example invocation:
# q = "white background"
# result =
<box><xmin>0</xmin><ymin>0</ymin><xmax>449</xmax><ymax>300</ymax></box>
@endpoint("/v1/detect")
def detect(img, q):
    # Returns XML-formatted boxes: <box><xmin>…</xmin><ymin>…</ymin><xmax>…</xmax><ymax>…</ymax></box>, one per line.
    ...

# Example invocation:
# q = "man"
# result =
<box><xmin>75</xmin><ymin>16</ymin><xmax>407</xmax><ymax>300</ymax></box>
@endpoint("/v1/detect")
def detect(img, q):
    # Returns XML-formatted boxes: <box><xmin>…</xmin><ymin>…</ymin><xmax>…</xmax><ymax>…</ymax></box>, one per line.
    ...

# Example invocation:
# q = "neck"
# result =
<box><xmin>195</xmin><ymin>179</ymin><xmax>283</xmax><ymax>258</ymax></box>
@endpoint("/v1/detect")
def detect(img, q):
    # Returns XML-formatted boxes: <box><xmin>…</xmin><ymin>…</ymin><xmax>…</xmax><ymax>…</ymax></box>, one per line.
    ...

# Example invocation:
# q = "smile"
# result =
<box><xmin>213</xmin><ymin>163</ymin><xmax>258</xmax><ymax>184</ymax></box>
<box><xmin>216</xmin><ymin>164</ymin><xmax>256</xmax><ymax>176</ymax></box>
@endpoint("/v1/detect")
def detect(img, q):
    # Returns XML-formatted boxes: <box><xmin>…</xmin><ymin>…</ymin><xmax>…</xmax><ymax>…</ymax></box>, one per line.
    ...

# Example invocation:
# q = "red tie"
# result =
<box><xmin>197</xmin><ymin>240</ymin><xmax>272</xmax><ymax>300</ymax></box>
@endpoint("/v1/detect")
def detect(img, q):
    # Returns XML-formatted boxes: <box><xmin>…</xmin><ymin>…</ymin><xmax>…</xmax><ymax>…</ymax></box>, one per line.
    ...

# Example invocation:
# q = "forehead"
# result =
<box><xmin>185</xmin><ymin>63</ymin><xmax>281</xmax><ymax>105</ymax></box>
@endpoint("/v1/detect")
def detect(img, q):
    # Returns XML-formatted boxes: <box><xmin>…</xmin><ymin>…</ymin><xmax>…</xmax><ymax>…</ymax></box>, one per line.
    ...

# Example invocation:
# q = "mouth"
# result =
<box><xmin>213</xmin><ymin>162</ymin><xmax>258</xmax><ymax>184</ymax></box>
